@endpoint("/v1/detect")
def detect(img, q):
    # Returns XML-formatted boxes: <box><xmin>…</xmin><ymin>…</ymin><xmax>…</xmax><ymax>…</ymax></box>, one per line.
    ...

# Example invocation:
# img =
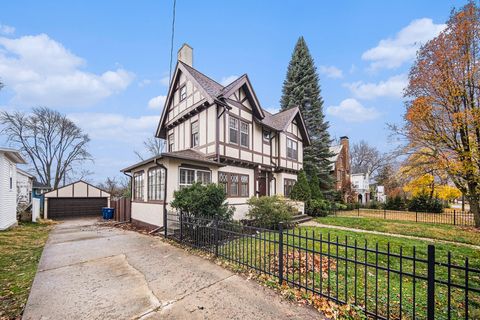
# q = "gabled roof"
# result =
<box><xmin>121</xmin><ymin>149</ymin><xmax>225</xmax><ymax>173</ymax></box>
<box><xmin>16</xmin><ymin>168</ymin><xmax>34</xmax><ymax>179</ymax></box>
<box><xmin>0</xmin><ymin>147</ymin><xmax>26</xmax><ymax>164</ymax></box>
<box><xmin>155</xmin><ymin>63</ymin><xmax>310</xmax><ymax>145</ymax></box>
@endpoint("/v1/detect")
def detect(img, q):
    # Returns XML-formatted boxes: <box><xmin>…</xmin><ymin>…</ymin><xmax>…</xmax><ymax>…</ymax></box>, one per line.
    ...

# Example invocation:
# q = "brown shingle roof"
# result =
<box><xmin>162</xmin><ymin>149</ymin><xmax>224</xmax><ymax>166</ymax></box>
<box><xmin>180</xmin><ymin>62</ymin><xmax>223</xmax><ymax>98</ymax></box>
<box><xmin>261</xmin><ymin>107</ymin><xmax>299</xmax><ymax>131</ymax></box>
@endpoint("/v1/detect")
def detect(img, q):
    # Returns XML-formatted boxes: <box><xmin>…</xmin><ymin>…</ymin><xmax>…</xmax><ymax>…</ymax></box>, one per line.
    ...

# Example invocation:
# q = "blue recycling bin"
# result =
<box><xmin>102</xmin><ymin>207</ymin><xmax>114</xmax><ymax>220</ymax></box>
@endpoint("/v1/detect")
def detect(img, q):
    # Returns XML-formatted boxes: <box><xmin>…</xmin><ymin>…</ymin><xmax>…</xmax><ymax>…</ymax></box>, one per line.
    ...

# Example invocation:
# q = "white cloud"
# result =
<box><xmin>138</xmin><ymin>79</ymin><xmax>152</xmax><ymax>87</ymax></box>
<box><xmin>326</xmin><ymin>98</ymin><xmax>380</xmax><ymax>122</ymax></box>
<box><xmin>0</xmin><ymin>33</ymin><xmax>134</xmax><ymax>107</ymax></box>
<box><xmin>148</xmin><ymin>95</ymin><xmax>167</xmax><ymax>110</ymax></box>
<box><xmin>0</xmin><ymin>24</ymin><xmax>15</xmax><ymax>35</ymax></box>
<box><xmin>318</xmin><ymin>65</ymin><xmax>343</xmax><ymax>79</ymax></box>
<box><xmin>220</xmin><ymin>75</ymin><xmax>239</xmax><ymax>86</ymax></box>
<box><xmin>345</xmin><ymin>74</ymin><xmax>407</xmax><ymax>100</ymax></box>
<box><xmin>362</xmin><ymin>18</ymin><xmax>446</xmax><ymax>70</ymax></box>
<box><xmin>68</xmin><ymin>112</ymin><xmax>159</xmax><ymax>144</ymax></box>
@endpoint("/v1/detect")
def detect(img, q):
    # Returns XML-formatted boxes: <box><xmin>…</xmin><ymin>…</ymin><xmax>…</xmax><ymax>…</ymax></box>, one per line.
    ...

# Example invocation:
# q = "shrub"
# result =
<box><xmin>307</xmin><ymin>199</ymin><xmax>332</xmax><ymax>217</ymax></box>
<box><xmin>170</xmin><ymin>183</ymin><xmax>234</xmax><ymax>220</ymax></box>
<box><xmin>367</xmin><ymin>200</ymin><xmax>381</xmax><ymax>209</ymax></box>
<box><xmin>335</xmin><ymin>203</ymin><xmax>348</xmax><ymax>210</ymax></box>
<box><xmin>407</xmin><ymin>193</ymin><xmax>443</xmax><ymax>213</ymax></box>
<box><xmin>247</xmin><ymin>196</ymin><xmax>295</xmax><ymax>228</ymax></box>
<box><xmin>290</xmin><ymin>170</ymin><xmax>311</xmax><ymax>202</ymax></box>
<box><xmin>384</xmin><ymin>196</ymin><xmax>406</xmax><ymax>211</ymax></box>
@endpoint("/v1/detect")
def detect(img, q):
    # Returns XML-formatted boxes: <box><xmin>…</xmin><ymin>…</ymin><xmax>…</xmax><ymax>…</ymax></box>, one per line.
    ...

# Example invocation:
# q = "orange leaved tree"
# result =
<box><xmin>403</xmin><ymin>2</ymin><xmax>480</xmax><ymax>227</ymax></box>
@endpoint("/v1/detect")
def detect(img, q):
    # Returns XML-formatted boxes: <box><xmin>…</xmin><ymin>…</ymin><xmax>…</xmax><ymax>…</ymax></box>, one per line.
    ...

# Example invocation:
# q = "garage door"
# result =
<box><xmin>48</xmin><ymin>198</ymin><xmax>107</xmax><ymax>218</ymax></box>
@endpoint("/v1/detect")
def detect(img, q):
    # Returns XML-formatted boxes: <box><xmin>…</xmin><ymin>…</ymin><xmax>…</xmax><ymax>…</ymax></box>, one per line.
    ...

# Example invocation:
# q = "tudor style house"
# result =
<box><xmin>122</xmin><ymin>44</ymin><xmax>310</xmax><ymax>229</ymax></box>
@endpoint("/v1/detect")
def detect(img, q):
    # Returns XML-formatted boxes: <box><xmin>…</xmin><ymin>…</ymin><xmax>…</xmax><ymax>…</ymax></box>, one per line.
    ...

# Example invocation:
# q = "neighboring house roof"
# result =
<box><xmin>328</xmin><ymin>144</ymin><xmax>343</xmax><ymax>170</ymax></box>
<box><xmin>0</xmin><ymin>147</ymin><xmax>27</xmax><ymax>164</ymax></box>
<box><xmin>121</xmin><ymin>149</ymin><xmax>225</xmax><ymax>173</ymax></box>
<box><xmin>33</xmin><ymin>180</ymin><xmax>51</xmax><ymax>190</ymax></box>
<box><xmin>44</xmin><ymin>180</ymin><xmax>111</xmax><ymax>198</ymax></box>
<box><xmin>16</xmin><ymin>168</ymin><xmax>34</xmax><ymax>179</ymax></box>
<box><xmin>156</xmin><ymin>63</ymin><xmax>310</xmax><ymax>145</ymax></box>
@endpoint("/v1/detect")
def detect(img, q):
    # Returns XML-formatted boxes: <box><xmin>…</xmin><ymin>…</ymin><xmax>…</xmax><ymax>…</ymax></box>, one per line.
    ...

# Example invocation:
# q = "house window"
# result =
<box><xmin>286</xmin><ymin>138</ymin><xmax>298</xmax><ymax>160</ymax></box>
<box><xmin>219</xmin><ymin>172</ymin><xmax>249</xmax><ymax>197</ymax></box>
<box><xmin>179</xmin><ymin>85</ymin><xmax>187</xmax><ymax>101</ymax></box>
<box><xmin>148</xmin><ymin>167</ymin><xmax>165</xmax><ymax>201</ymax></box>
<box><xmin>191</xmin><ymin>121</ymin><xmax>199</xmax><ymax>147</ymax></box>
<box><xmin>284</xmin><ymin>179</ymin><xmax>296</xmax><ymax>198</ymax></box>
<box><xmin>240</xmin><ymin>121</ymin><xmax>249</xmax><ymax>148</ymax></box>
<box><xmin>133</xmin><ymin>172</ymin><xmax>144</xmax><ymax>201</ymax></box>
<box><xmin>229</xmin><ymin>117</ymin><xmax>238</xmax><ymax>144</ymax></box>
<box><xmin>263</xmin><ymin>130</ymin><xmax>271</xmax><ymax>142</ymax></box>
<box><xmin>168</xmin><ymin>133</ymin><xmax>174</xmax><ymax>152</ymax></box>
<box><xmin>179</xmin><ymin>168</ymin><xmax>211</xmax><ymax>189</ymax></box>
<box><xmin>9</xmin><ymin>165</ymin><xmax>13</xmax><ymax>190</ymax></box>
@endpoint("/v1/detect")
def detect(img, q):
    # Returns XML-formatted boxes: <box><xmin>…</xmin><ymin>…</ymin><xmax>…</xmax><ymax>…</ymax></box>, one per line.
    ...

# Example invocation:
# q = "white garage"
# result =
<box><xmin>44</xmin><ymin>180</ymin><xmax>110</xmax><ymax>219</ymax></box>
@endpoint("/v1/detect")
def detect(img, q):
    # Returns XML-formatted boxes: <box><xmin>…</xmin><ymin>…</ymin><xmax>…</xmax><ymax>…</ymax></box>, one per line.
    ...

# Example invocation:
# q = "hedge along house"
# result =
<box><xmin>121</xmin><ymin>44</ymin><xmax>310</xmax><ymax>229</ymax></box>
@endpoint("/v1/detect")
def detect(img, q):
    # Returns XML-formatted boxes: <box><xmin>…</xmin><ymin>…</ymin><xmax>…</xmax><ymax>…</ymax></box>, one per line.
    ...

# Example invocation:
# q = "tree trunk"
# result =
<box><xmin>467</xmin><ymin>192</ymin><xmax>480</xmax><ymax>228</ymax></box>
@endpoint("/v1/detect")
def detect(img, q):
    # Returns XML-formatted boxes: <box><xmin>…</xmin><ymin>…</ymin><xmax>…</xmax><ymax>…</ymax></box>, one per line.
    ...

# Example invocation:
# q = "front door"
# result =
<box><xmin>258</xmin><ymin>174</ymin><xmax>267</xmax><ymax>196</ymax></box>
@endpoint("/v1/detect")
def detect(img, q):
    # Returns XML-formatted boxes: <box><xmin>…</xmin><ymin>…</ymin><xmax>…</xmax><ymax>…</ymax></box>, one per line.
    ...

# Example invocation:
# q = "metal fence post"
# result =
<box><xmin>214</xmin><ymin>215</ymin><xmax>219</xmax><ymax>257</ymax></box>
<box><xmin>453</xmin><ymin>210</ymin><xmax>456</xmax><ymax>225</ymax></box>
<box><xmin>180</xmin><ymin>211</ymin><xmax>184</xmax><ymax>242</ymax></box>
<box><xmin>357</xmin><ymin>206</ymin><xmax>360</xmax><ymax>217</ymax></box>
<box><xmin>427</xmin><ymin>245</ymin><xmax>435</xmax><ymax>319</ymax></box>
<box><xmin>278</xmin><ymin>222</ymin><xmax>284</xmax><ymax>285</ymax></box>
<box><xmin>416</xmin><ymin>211</ymin><xmax>418</xmax><ymax>222</ymax></box>
<box><xmin>384</xmin><ymin>208</ymin><xmax>386</xmax><ymax>220</ymax></box>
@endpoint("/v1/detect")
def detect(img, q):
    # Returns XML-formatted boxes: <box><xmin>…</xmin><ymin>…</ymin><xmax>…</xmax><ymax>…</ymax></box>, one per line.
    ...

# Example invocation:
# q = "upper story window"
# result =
<box><xmin>240</xmin><ymin>121</ymin><xmax>249</xmax><ymax>148</ymax></box>
<box><xmin>179</xmin><ymin>85</ymin><xmax>187</xmax><ymax>101</ymax></box>
<box><xmin>134</xmin><ymin>172</ymin><xmax>144</xmax><ymax>201</ymax></box>
<box><xmin>148</xmin><ymin>167</ymin><xmax>165</xmax><ymax>201</ymax></box>
<box><xmin>229</xmin><ymin>116</ymin><xmax>249</xmax><ymax>148</ymax></box>
<box><xmin>168</xmin><ymin>133</ymin><xmax>174</xmax><ymax>152</ymax></box>
<box><xmin>191</xmin><ymin>121</ymin><xmax>199</xmax><ymax>147</ymax></box>
<box><xmin>229</xmin><ymin>117</ymin><xmax>238</xmax><ymax>144</ymax></box>
<box><xmin>179</xmin><ymin>168</ymin><xmax>211</xmax><ymax>189</ymax></box>
<box><xmin>286</xmin><ymin>138</ymin><xmax>298</xmax><ymax>160</ymax></box>
<box><xmin>263</xmin><ymin>130</ymin><xmax>271</xmax><ymax>143</ymax></box>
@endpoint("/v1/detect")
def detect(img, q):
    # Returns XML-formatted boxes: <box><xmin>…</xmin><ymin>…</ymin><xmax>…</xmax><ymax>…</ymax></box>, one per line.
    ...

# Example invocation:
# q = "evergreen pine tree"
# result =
<box><xmin>280</xmin><ymin>36</ymin><xmax>333</xmax><ymax>190</ymax></box>
<box><xmin>309</xmin><ymin>167</ymin><xmax>323</xmax><ymax>200</ymax></box>
<box><xmin>290</xmin><ymin>170</ymin><xmax>311</xmax><ymax>202</ymax></box>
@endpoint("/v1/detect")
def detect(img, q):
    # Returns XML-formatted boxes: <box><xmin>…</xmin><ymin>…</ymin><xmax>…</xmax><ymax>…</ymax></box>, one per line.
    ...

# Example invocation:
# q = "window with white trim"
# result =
<box><xmin>180</xmin><ymin>85</ymin><xmax>187</xmax><ymax>101</ymax></box>
<box><xmin>134</xmin><ymin>172</ymin><xmax>144</xmax><ymax>200</ymax></box>
<box><xmin>191</xmin><ymin>121</ymin><xmax>199</xmax><ymax>147</ymax></box>
<box><xmin>240</xmin><ymin>121</ymin><xmax>249</xmax><ymax>147</ymax></box>
<box><xmin>179</xmin><ymin>168</ymin><xmax>211</xmax><ymax>189</ymax></box>
<box><xmin>229</xmin><ymin>117</ymin><xmax>238</xmax><ymax>144</ymax></box>
<box><xmin>148</xmin><ymin>167</ymin><xmax>165</xmax><ymax>201</ymax></box>
<box><xmin>286</xmin><ymin>138</ymin><xmax>298</xmax><ymax>160</ymax></box>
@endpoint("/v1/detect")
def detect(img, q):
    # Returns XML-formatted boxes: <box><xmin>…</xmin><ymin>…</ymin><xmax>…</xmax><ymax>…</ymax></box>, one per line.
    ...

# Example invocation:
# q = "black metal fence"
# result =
<box><xmin>165</xmin><ymin>211</ymin><xmax>479</xmax><ymax>319</ymax></box>
<box><xmin>332</xmin><ymin>208</ymin><xmax>476</xmax><ymax>227</ymax></box>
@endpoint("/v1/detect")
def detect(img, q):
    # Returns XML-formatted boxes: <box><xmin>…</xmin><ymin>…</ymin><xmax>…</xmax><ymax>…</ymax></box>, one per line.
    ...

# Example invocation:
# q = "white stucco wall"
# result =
<box><xmin>0</xmin><ymin>154</ymin><xmax>18</xmax><ymax>230</ymax></box>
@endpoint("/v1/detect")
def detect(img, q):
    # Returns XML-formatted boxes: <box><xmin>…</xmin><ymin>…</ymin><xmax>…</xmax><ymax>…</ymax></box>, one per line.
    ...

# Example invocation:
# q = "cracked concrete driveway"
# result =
<box><xmin>23</xmin><ymin>218</ymin><xmax>323</xmax><ymax>320</ymax></box>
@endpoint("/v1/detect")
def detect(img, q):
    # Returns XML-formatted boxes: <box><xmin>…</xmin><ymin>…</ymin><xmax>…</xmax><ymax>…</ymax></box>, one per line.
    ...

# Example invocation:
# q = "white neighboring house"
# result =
<box><xmin>16</xmin><ymin>168</ymin><xmax>34</xmax><ymax>207</ymax></box>
<box><xmin>0</xmin><ymin>147</ymin><xmax>27</xmax><ymax>230</ymax></box>
<box><xmin>376</xmin><ymin>185</ymin><xmax>386</xmax><ymax>203</ymax></box>
<box><xmin>351</xmin><ymin>173</ymin><xmax>370</xmax><ymax>204</ymax></box>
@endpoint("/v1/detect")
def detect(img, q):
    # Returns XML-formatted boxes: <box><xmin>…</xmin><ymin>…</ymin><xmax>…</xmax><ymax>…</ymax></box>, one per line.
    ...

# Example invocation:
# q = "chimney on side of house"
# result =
<box><xmin>177</xmin><ymin>43</ymin><xmax>193</xmax><ymax>66</ymax></box>
<box><xmin>340</xmin><ymin>136</ymin><xmax>350</xmax><ymax>173</ymax></box>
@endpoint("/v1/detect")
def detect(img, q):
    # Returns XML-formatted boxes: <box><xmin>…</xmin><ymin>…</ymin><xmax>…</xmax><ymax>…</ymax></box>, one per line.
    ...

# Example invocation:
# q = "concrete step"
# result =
<box><xmin>291</xmin><ymin>214</ymin><xmax>313</xmax><ymax>224</ymax></box>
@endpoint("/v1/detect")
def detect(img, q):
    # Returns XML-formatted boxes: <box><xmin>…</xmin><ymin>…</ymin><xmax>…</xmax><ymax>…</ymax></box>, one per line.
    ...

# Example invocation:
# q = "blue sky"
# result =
<box><xmin>0</xmin><ymin>0</ymin><xmax>467</xmax><ymax>184</ymax></box>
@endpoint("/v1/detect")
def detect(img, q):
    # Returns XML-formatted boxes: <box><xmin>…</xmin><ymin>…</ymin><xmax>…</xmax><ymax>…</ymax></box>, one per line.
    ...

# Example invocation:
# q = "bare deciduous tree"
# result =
<box><xmin>134</xmin><ymin>137</ymin><xmax>164</xmax><ymax>161</ymax></box>
<box><xmin>350</xmin><ymin>140</ymin><xmax>390</xmax><ymax>177</ymax></box>
<box><xmin>0</xmin><ymin>107</ymin><xmax>91</xmax><ymax>189</ymax></box>
<box><xmin>98</xmin><ymin>176</ymin><xmax>130</xmax><ymax>198</ymax></box>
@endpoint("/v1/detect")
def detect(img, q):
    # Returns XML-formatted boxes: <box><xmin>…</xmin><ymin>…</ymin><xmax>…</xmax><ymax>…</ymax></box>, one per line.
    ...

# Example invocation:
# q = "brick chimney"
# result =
<box><xmin>177</xmin><ymin>43</ymin><xmax>193</xmax><ymax>66</ymax></box>
<box><xmin>340</xmin><ymin>136</ymin><xmax>350</xmax><ymax>173</ymax></box>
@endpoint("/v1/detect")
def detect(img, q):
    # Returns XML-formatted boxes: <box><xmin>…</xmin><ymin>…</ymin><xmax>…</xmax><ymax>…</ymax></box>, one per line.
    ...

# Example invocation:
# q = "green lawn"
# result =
<box><xmin>0</xmin><ymin>222</ymin><xmax>52</xmax><ymax>319</ymax></box>
<box><xmin>314</xmin><ymin>216</ymin><xmax>480</xmax><ymax>246</ymax></box>
<box><xmin>216</xmin><ymin>224</ymin><xmax>480</xmax><ymax>319</ymax></box>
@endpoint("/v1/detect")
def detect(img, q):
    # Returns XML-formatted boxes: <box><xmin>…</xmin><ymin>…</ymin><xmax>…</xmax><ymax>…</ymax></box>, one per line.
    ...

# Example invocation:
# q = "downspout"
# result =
<box><xmin>154</xmin><ymin>158</ymin><xmax>168</xmax><ymax>228</ymax></box>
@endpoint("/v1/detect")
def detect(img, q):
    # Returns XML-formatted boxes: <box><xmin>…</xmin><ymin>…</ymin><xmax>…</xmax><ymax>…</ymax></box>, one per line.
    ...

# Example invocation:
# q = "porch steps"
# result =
<box><xmin>292</xmin><ymin>214</ymin><xmax>313</xmax><ymax>224</ymax></box>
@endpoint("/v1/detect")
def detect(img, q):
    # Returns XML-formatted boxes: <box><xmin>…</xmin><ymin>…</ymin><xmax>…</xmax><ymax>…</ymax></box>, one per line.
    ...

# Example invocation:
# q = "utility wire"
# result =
<box><xmin>168</xmin><ymin>0</ymin><xmax>177</xmax><ymax>84</ymax></box>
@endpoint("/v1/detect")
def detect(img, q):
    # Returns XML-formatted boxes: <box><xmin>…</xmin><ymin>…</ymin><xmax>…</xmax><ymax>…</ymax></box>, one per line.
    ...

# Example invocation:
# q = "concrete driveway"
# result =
<box><xmin>23</xmin><ymin>218</ymin><xmax>323</xmax><ymax>320</ymax></box>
